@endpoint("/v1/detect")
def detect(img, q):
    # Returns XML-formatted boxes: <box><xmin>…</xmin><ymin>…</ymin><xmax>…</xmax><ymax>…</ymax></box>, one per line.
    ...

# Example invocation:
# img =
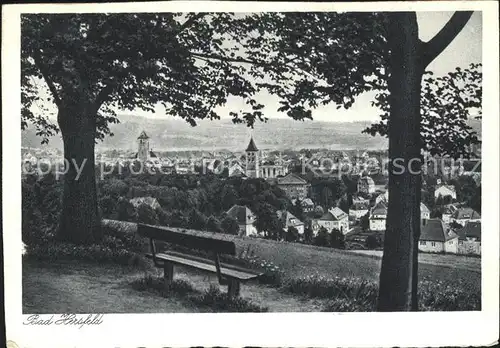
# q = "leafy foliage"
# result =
<box><xmin>329</xmin><ymin>228</ymin><xmax>346</xmax><ymax>249</ymax></box>
<box><xmin>21</xmin><ymin>13</ymin><xmax>391</xmax><ymax>142</ymax></box>
<box><xmin>364</xmin><ymin>64</ymin><xmax>482</xmax><ymax>158</ymax></box>
<box><xmin>314</xmin><ymin>226</ymin><xmax>330</xmax><ymax>247</ymax></box>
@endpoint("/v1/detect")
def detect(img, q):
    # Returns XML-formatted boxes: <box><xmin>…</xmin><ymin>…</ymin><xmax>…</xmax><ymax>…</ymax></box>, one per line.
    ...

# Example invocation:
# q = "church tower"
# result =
<box><xmin>137</xmin><ymin>131</ymin><xmax>150</xmax><ymax>162</ymax></box>
<box><xmin>245</xmin><ymin>137</ymin><xmax>260</xmax><ymax>178</ymax></box>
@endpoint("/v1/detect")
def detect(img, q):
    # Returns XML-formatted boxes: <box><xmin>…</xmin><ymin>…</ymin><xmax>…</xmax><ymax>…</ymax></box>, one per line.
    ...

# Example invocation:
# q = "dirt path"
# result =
<box><xmin>22</xmin><ymin>260</ymin><xmax>324</xmax><ymax>313</ymax></box>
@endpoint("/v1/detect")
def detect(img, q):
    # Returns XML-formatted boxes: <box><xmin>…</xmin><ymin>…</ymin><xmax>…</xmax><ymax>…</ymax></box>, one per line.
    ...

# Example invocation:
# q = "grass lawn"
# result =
<box><xmin>22</xmin><ymin>259</ymin><xmax>325</xmax><ymax>313</ymax></box>
<box><xmin>23</xmin><ymin>234</ymin><xmax>481</xmax><ymax>313</ymax></box>
<box><xmin>228</xmin><ymin>237</ymin><xmax>480</xmax><ymax>292</ymax></box>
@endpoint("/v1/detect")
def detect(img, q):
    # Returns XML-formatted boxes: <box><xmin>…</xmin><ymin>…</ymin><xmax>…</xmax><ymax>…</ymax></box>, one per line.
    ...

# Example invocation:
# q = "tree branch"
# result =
<box><xmin>420</xmin><ymin>11</ymin><xmax>474</xmax><ymax>68</ymax></box>
<box><xmin>190</xmin><ymin>51</ymin><xmax>273</xmax><ymax>67</ymax></box>
<box><xmin>94</xmin><ymin>79</ymin><xmax>117</xmax><ymax>111</ymax></box>
<box><xmin>177</xmin><ymin>13</ymin><xmax>206</xmax><ymax>36</ymax></box>
<box><xmin>33</xmin><ymin>50</ymin><xmax>62</xmax><ymax>107</ymax></box>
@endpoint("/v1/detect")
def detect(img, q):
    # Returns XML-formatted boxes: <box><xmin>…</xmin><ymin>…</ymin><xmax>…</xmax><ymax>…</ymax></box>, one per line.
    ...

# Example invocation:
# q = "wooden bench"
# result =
<box><xmin>138</xmin><ymin>223</ymin><xmax>262</xmax><ymax>298</ymax></box>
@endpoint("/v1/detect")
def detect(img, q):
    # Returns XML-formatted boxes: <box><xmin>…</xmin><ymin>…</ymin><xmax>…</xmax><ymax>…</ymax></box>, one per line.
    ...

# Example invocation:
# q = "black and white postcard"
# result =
<box><xmin>3</xmin><ymin>1</ymin><xmax>499</xmax><ymax>347</ymax></box>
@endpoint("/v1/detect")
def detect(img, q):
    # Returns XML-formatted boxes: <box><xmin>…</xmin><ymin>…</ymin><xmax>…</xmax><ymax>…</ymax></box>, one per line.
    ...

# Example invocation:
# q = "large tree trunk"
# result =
<box><xmin>57</xmin><ymin>101</ymin><xmax>102</xmax><ymax>244</ymax></box>
<box><xmin>377</xmin><ymin>12</ymin><xmax>423</xmax><ymax>311</ymax></box>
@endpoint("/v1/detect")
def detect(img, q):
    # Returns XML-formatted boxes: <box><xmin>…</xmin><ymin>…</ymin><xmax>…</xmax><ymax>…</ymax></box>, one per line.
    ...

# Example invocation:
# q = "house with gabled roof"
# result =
<box><xmin>129</xmin><ymin>196</ymin><xmax>161</xmax><ymax>210</ymax></box>
<box><xmin>276</xmin><ymin>210</ymin><xmax>304</xmax><ymax>235</ymax></box>
<box><xmin>292</xmin><ymin>198</ymin><xmax>315</xmax><ymax>213</ymax></box>
<box><xmin>357</xmin><ymin>175</ymin><xmax>376</xmax><ymax>194</ymax></box>
<box><xmin>276</xmin><ymin>173</ymin><xmax>310</xmax><ymax>200</ymax></box>
<box><xmin>434</xmin><ymin>184</ymin><xmax>457</xmax><ymax>201</ymax></box>
<box><xmin>226</xmin><ymin>205</ymin><xmax>258</xmax><ymax>237</ymax></box>
<box><xmin>228</xmin><ymin>162</ymin><xmax>247</xmax><ymax>178</ymax></box>
<box><xmin>451</xmin><ymin>207</ymin><xmax>481</xmax><ymax>227</ymax></box>
<box><xmin>456</xmin><ymin>221</ymin><xmax>481</xmax><ymax>255</ymax></box>
<box><xmin>369</xmin><ymin>201</ymin><xmax>387</xmax><ymax>231</ymax></box>
<box><xmin>311</xmin><ymin>207</ymin><xmax>349</xmax><ymax>235</ymax></box>
<box><xmin>375</xmin><ymin>191</ymin><xmax>389</xmax><ymax>204</ymax></box>
<box><xmin>352</xmin><ymin>194</ymin><xmax>370</xmax><ymax>205</ymax></box>
<box><xmin>421</xmin><ymin>202</ymin><xmax>431</xmax><ymax>221</ymax></box>
<box><xmin>349</xmin><ymin>202</ymin><xmax>370</xmax><ymax>220</ymax></box>
<box><xmin>419</xmin><ymin>218</ymin><xmax>458</xmax><ymax>253</ymax></box>
<box><xmin>441</xmin><ymin>204</ymin><xmax>459</xmax><ymax>224</ymax></box>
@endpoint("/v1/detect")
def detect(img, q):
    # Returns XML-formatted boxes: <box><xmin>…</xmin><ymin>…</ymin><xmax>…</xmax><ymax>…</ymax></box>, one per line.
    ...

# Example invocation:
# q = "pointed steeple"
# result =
<box><xmin>137</xmin><ymin>131</ymin><xmax>149</xmax><ymax>140</ymax></box>
<box><xmin>246</xmin><ymin>137</ymin><xmax>258</xmax><ymax>152</ymax></box>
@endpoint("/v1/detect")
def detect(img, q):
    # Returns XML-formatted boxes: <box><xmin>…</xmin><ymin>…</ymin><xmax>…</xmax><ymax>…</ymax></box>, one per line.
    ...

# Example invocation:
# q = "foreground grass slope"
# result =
<box><xmin>23</xmin><ymin>232</ymin><xmax>480</xmax><ymax>313</ymax></box>
<box><xmin>211</xmin><ymin>232</ymin><xmax>480</xmax><ymax>295</ymax></box>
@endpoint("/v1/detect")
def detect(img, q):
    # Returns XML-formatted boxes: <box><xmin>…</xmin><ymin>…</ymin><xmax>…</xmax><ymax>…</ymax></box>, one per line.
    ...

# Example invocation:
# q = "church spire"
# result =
<box><xmin>246</xmin><ymin>137</ymin><xmax>258</xmax><ymax>152</ymax></box>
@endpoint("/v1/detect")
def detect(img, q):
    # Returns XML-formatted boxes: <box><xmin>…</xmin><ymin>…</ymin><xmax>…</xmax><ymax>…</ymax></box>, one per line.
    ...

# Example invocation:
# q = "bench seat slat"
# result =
<box><xmin>146</xmin><ymin>252</ymin><xmax>260</xmax><ymax>281</ymax></box>
<box><xmin>164</xmin><ymin>250</ymin><xmax>263</xmax><ymax>276</ymax></box>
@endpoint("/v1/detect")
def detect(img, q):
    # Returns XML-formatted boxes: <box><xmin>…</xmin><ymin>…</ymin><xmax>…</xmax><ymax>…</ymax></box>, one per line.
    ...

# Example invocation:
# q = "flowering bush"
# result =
<box><xmin>418</xmin><ymin>279</ymin><xmax>480</xmax><ymax>311</ymax></box>
<box><xmin>285</xmin><ymin>273</ymin><xmax>480</xmax><ymax>311</ymax></box>
<box><xmin>244</xmin><ymin>255</ymin><xmax>283</xmax><ymax>287</ymax></box>
<box><xmin>285</xmin><ymin>273</ymin><xmax>378</xmax><ymax>305</ymax></box>
<box><xmin>131</xmin><ymin>276</ymin><xmax>268</xmax><ymax>312</ymax></box>
<box><xmin>195</xmin><ymin>285</ymin><xmax>268</xmax><ymax>312</ymax></box>
<box><xmin>24</xmin><ymin>236</ymin><xmax>149</xmax><ymax>268</ymax></box>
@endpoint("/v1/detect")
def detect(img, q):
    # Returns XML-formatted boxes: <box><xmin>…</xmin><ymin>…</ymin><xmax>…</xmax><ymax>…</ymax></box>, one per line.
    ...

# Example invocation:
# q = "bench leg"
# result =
<box><xmin>163</xmin><ymin>263</ymin><xmax>174</xmax><ymax>289</ymax></box>
<box><xmin>227</xmin><ymin>279</ymin><xmax>240</xmax><ymax>298</ymax></box>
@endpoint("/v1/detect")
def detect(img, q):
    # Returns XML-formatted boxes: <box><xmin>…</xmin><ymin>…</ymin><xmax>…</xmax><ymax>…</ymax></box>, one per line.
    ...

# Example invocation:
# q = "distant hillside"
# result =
<box><xmin>22</xmin><ymin>115</ymin><xmax>388</xmax><ymax>151</ymax></box>
<box><xmin>22</xmin><ymin>114</ymin><xmax>481</xmax><ymax>152</ymax></box>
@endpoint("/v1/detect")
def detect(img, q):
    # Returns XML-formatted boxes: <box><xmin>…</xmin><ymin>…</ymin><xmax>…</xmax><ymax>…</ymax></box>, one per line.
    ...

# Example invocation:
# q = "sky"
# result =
<box><xmin>34</xmin><ymin>11</ymin><xmax>482</xmax><ymax>124</ymax></box>
<box><xmin>129</xmin><ymin>11</ymin><xmax>482</xmax><ymax>123</ymax></box>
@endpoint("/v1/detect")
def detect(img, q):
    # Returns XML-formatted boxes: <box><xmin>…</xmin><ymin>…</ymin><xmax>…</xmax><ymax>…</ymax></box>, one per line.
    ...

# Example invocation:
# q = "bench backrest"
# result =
<box><xmin>138</xmin><ymin>223</ymin><xmax>236</xmax><ymax>256</ymax></box>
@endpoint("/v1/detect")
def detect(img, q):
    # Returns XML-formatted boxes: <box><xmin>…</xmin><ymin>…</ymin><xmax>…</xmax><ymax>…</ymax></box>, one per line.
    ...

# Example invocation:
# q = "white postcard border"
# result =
<box><xmin>2</xmin><ymin>2</ymin><xmax>499</xmax><ymax>347</ymax></box>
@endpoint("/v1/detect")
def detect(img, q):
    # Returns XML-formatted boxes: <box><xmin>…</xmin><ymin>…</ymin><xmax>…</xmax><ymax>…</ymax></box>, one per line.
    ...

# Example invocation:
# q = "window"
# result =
<box><xmin>431</xmin><ymin>242</ymin><xmax>436</xmax><ymax>247</ymax></box>
<box><xmin>419</xmin><ymin>241</ymin><xmax>426</xmax><ymax>246</ymax></box>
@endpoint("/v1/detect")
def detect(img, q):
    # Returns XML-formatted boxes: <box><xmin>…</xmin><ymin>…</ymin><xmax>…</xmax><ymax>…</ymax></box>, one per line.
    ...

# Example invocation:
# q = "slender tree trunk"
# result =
<box><xmin>377</xmin><ymin>12</ymin><xmax>423</xmax><ymax>311</ymax></box>
<box><xmin>57</xmin><ymin>101</ymin><xmax>102</xmax><ymax>244</ymax></box>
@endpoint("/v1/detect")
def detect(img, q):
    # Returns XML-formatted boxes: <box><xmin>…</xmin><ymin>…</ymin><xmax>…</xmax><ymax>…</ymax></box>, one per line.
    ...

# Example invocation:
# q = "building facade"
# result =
<box><xmin>276</xmin><ymin>173</ymin><xmax>310</xmax><ymax>200</ymax></box>
<box><xmin>457</xmin><ymin>221</ymin><xmax>481</xmax><ymax>255</ymax></box>
<box><xmin>349</xmin><ymin>202</ymin><xmax>370</xmax><ymax>220</ymax></box>
<box><xmin>226</xmin><ymin>205</ymin><xmax>258</xmax><ymax>237</ymax></box>
<box><xmin>451</xmin><ymin>208</ymin><xmax>481</xmax><ymax>227</ymax></box>
<box><xmin>277</xmin><ymin>210</ymin><xmax>305</xmax><ymax>235</ymax></box>
<box><xmin>137</xmin><ymin>131</ymin><xmax>150</xmax><ymax>162</ymax></box>
<box><xmin>312</xmin><ymin>207</ymin><xmax>349</xmax><ymax>235</ymax></box>
<box><xmin>419</xmin><ymin>218</ymin><xmax>459</xmax><ymax>253</ymax></box>
<box><xmin>245</xmin><ymin>137</ymin><xmax>260</xmax><ymax>178</ymax></box>
<box><xmin>357</xmin><ymin>175</ymin><xmax>376</xmax><ymax>195</ymax></box>
<box><xmin>434</xmin><ymin>184</ymin><xmax>457</xmax><ymax>201</ymax></box>
<box><xmin>369</xmin><ymin>201</ymin><xmax>387</xmax><ymax>231</ymax></box>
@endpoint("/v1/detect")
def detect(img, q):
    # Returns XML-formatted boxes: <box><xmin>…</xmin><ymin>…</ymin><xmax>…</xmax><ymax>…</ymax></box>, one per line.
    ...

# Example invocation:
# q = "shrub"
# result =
<box><xmin>418</xmin><ymin>279</ymin><xmax>480</xmax><ymax>311</ymax></box>
<box><xmin>329</xmin><ymin>228</ymin><xmax>346</xmax><ymax>249</ymax></box>
<box><xmin>24</xmin><ymin>241</ymin><xmax>148</xmax><ymax>268</ymax></box>
<box><xmin>321</xmin><ymin>298</ymin><xmax>374</xmax><ymax>312</ymax></box>
<box><xmin>303</xmin><ymin>226</ymin><xmax>314</xmax><ymax>243</ymax></box>
<box><xmin>313</xmin><ymin>226</ymin><xmax>330</xmax><ymax>247</ymax></box>
<box><xmin>221</xmin><ymin>215</ymin><xmax>240</xmax><ymax>235</ymax></box>
<box><xmin>137</xmin><ymin>203</ymin><xmax>159</xmax><ymax>225</ymax></box>
<box><xmin>98</xmin><ymin>195</ymin><xmax>118</xmax><ymax>219</ymax></box>
<box><xmin>284</xmin><ymin>274</ymin><xmax>480</xmax><ymax>311</ymax></box>
<box><xmin>284</xmin><ymin>274</ymin><xmax>378</xmax><ymax>305</ymax></box>
<box><xmin>193</xmin><ymin>285</ymin><xmax>268</xmax><ymax>312</ymax></box>
<box><xmin>285</xmin><ymin>226</ymin><xmax>300</xmax><ymax>242</ymax></box>
<box><xmin>365</xmin><ymin>234</ymin><xmax>383</xmax><ymax>249</ymax></box>
<box><xmin>131</xmin><ymin>275</ymin><xmax>195</xmax><ymax>297</ymax></box>
<box><xmin>130</xmin><ymin>276</ymin><xmax>268</xmax><ymax>312</ymax></box>
<box><xmin>243</xmin><ymin>254</ymin><xmax>283</xmax><ymax>287</ymax></box>
<box><xmin>206</xmin><ymin>215</ymin><xmax>223</xmax><ymax>233</ymax></box>
<box><xmin>116</xmin><ymin>198</ymin><xmax>138</xmax><ymax>222</ymax></box>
